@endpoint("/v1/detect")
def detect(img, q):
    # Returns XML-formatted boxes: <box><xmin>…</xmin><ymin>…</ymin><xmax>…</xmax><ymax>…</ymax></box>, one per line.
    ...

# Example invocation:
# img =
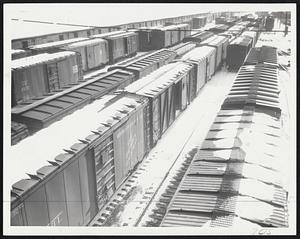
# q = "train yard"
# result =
<box><xmin>5</xmin><ymin>6</ymin><xmax>295</xmax><ymax>234</ymax></box>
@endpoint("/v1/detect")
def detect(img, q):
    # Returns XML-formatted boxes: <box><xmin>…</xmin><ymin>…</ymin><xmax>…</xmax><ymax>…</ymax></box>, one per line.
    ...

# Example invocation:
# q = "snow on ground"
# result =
<box><xmin>94</xmin><ymin>68</ymin><xmax>237</xmax><ymax>227</ymax></box>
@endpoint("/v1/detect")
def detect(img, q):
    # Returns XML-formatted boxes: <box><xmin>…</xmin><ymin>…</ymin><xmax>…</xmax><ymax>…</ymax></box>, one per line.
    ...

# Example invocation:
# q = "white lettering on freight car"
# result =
<box><xmin>47</xmin><ymin>211</ymin><xmax>63</xmax><ymax>226</ymax></box>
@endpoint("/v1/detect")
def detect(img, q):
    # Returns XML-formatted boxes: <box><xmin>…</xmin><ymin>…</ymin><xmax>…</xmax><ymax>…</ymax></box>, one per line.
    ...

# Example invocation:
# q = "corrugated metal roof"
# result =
<box><xmin>234</xmin><ymin>195</ymin><xmax>288</xmax><ymax>227</ymax></box>
<box><xmin>11</xmin><ymin>51</ymin><xmax>76</xmax><ymax>69</ymax></box>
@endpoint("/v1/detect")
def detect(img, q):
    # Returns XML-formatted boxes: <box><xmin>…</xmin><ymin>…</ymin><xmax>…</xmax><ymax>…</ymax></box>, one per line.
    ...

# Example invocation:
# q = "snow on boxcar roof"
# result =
<box><xmin>29</xmin><ymin>37</ymin><xmax>89</xmax><ymax>50</ymax></box>
<box><xmin>11</xmin><ymin>51</ymin><xmax>77</xmax><ymax>70</ymax></box>
<box><xmin>90</xmin><ymin>30</ymin><xmax>127</xmax><ymax>39</ymax></box>
<box><xmin>230</xmin><ymin>36</ymin><xmax>253</xmax><ymax>46</ymax></box>
<box><xmin>62</xmin><ymin>38</ymin><xmax>107</xmax><ymax>48</ymax></box>
<box><xmin>181</xmin><ymin>45</ymin><xmax>215</xmax><ymax>61</ymax></box>
<box><xmin>8</xmin><ymin>94</ymin><xmax>145</xmax><ymax>188</ymax></box>
<box><xmin>132</xmin><ymin>62</ymin><xmax>193</xmax><ymax>97</ymax></box>
<box><xmin>124</xmin><ymin>62</ymin><xmax>182</xmax><ymax>93</ymax></box>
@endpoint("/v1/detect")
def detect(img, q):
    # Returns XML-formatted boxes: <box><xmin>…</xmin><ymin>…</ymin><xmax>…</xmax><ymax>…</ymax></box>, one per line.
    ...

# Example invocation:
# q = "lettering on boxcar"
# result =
<box><xmin>48</xmin><ymin>211</ymin><xmax>63</xmax><ymax>226</ymax></box>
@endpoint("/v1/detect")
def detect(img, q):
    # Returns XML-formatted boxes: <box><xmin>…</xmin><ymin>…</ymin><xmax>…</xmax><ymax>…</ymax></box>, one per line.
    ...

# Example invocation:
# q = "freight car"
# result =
<box><xmin>148</xmin><ymin>24</ymin><xmax>191</xmax><ymax>50</ymax></box>
<box><xmin>60</xmin><ymin>39</ymin><xmax>109</xmax><ymax>71</ymax></box>
<box><xmin>11</xmin><ymin>69</ymin><xmax>136</xmax><ymax>133</ymax></box>
<box><xmin>123</xmin><ymin>62</ymin><xmax>196</xmax><ymax>147</ymax></box>
<box><xmin>198</xmin><ymin>35</ymin><xmax>229</xmax><ymax>70</ymax></box>
<box><xmin>191</xmin><ymin>16</ymin><xmax>207</xmax><ymax>29</ymax></box>
<box><xmin>91</xmin><ymin>31</ymin><xmax>138</xmax><ymax>64</ymax></box>
<box><xmin>240</xmin><ymin>30</ymin><xmax>258</xmax><ymax>47</ymax></box>
<box><xmin>12</xmin><ymin>49</ymin><xmax>31</xmax><ymax>60</ymax></box>
<box><xmin>12</xmin><ymin>48</ymin><xmax>177</xmax><ymax>143</ymax></box>
<box><xmin>226</xmin><ymin>36</ymin><xmax>253</xmax><ymax>71</ymax></box>
<box><xmin>161</xmin><ymin>54</ymin><xmax>288</xmax><ymax>228</ymax></box>
<box><xmin>10</xmin><ymin>59</ymin><xmax>202</xmax><ymax>226</ymax></box>
<box><xmin>135</xmin><ymin>26</ymin><xmax>163</xmax><ymax>51</ymax></box>
<box><xmin>11</xmin><ymin>121</ymin><xmax>29</xmax><ymax>145</ymax></box>
<box><xmin>10</xmin><ymin>93</ymin><xmax>149</xmax><ymax>226</ymax></box>
<box><xmin>11</xmin><ymin>51</ymin><xmax>83</xmax><ymax>107</ymax></box>
<box><xmin>265</xmin><ymin>16</ymin><xmax>275</xmax><ymax>31</ymax></box>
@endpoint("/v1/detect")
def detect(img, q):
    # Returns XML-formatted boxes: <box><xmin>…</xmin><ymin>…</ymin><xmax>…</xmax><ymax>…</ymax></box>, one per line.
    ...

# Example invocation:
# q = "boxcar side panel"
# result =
<box><xmin>63</xmin><ymin>160</ymin><xmax>84</xmax><ymax>226</ymax></box>
<box><xmin>24</xmin><ymin>186</ymin><xmax>50</xmax><ymax>226</ymax></box>
<box><xmin>78</xmin><ymin>149</ymin><xmax>98</xmax><ymax>225</ymax></box>
<box><xmin>45</xmin><ymin>171</ymin><xmax>69</xmax><ymax>226</ymax></box>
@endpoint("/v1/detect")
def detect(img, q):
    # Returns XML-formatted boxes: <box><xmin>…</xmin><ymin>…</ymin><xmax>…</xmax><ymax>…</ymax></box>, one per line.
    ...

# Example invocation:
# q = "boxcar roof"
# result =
<box><xmin>126</xmin><ymin>62</ymin><xmax>193</xmax><ymax>97</ymax></box>
<box><xmin>230</xmin><ymin>36</ymin><xmax>253</xmax><ymax>46</ymax></box>
<box><xmin>62</xmin><ymin>38</ymin><xmax>107</xmax><ymax>48</ymax></box>
<box><xmin>29</xmin><ymin>37</ymin><xmax>89</xmax><ymax>50</ymax></box>
<box><xmin>124</xmin><ymin>62</ymin><xmax>181</xmax><ymax>93</ymax></box>
<box><xmin>90</xmin><ymin>30</ymin><xmax>127</xmax><ymax>39</ymax></box>
<box><xmin>11</xmin><ymin>51</ymin><xmax>77</xmax><ymax>70</ymax></box>
<box><xmin>181</xmin><ymin>45</ymin><xmax>216</xmax><ymax>61</ymax></box>
<box><xmin>8</xmin><ymin>94</ymin><xmax>144</xmax><ymax>188</ymax></box>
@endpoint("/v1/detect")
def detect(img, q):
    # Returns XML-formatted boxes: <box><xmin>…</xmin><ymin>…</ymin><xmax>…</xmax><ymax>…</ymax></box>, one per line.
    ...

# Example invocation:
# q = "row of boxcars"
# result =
<box><xmin>11</xmin><ymin>17</ymin><xmax>264</xmax><ymax>108</ymax></box>
<box><xmin>160</xmin><ymin>46</ymin><xmax>289</xmax><ymax>228</ymax></box>
<box><xmin>11</xmin><ymin>19</ymin><xmax>262</xmax><ymax>144</ymax></box>
<box><xmin>11</xmin><ymin>24</ymin><xmax>191</xmax><ymax>107</ymax></box>
<box><xmin>10</xmin><ymin>33</ymin><xmax>235</xmax><ymax>226</ymax></box>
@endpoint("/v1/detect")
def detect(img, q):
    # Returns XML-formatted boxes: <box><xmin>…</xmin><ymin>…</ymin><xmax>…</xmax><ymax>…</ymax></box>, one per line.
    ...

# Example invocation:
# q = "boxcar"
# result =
<box><xmin>265</xmin><ymin>16</ymin><xmax>275</xmax><ymax>31</ymax></box>
<box><xmin>12</xmin><ymin>49</ymin><xmax>31</xmax><ymax>60</ymax></box>
<box><xmin>135</xmin><ymin>26</ymin><xmax>158</xmax><ymax>51</ymax></box>
<box><xmin>10</xmin><ymin>93</ymin><xmax>150</xmax><ymax>226</ymax></box>
<box><xmin>199</xmin><ymin>35</ymin><xmax>229</xmax><ymax>69</ymax></box>
<box><xmin>124</xmin><ymin>62</ymin><xmax>195</xmax><ymax>147</ymax></box>
<box><xmin>241</xmin><ymin>31</ymin><xmax>258</xmax><ymax>47</ymax></box>
<box><xmin>192</xmin><ymin>16</ymin><xmax>207</xmax><ymax>29</ymax></box>
<box><xmin>61</xmin><ymin>38</ymin><xmax>109</xmax><ymax>71</ymax></box>
<box><xmin>226</xmin><ymin>36</ymin><xmax>253</xmax><ymax>71</ymax></box>
<box><xmin>11</xmin><ymin>69</ymin><xmax>136</xmax><ymax>132</ymax></box>
<box><xmin>188</xmin><ymin>46</ymin><xmax>217</xmax><ymax>80</ymax></box>
<box><xmin>180</xmin><ymin>47</ymin><xmax>210</xmax><ymax>91</ymax></box>
<box><xmin>150</xmin><ymin>25</ymin><xmax>180</xmax><ymax>49</ymax></box>
<box><xmin>11</xmin><ymin>51</ymin><xmax>83</xmax><ymax>106</ymax></box>
<box><xmin>92</xmin><ymin>31</ymin><xmax>138</xmax><ymax>64</ymax></box>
